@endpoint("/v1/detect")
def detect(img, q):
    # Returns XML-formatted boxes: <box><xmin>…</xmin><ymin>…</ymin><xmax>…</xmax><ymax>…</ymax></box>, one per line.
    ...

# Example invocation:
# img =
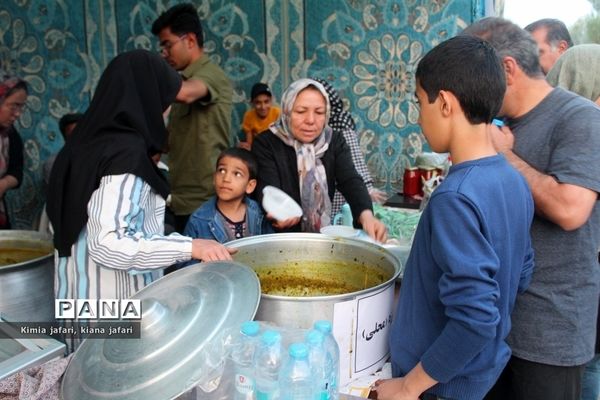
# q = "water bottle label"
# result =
<box><xmin>235</xmin><ymin>373</ymin><xmax>254</xmax><ymax>395</ymax></box>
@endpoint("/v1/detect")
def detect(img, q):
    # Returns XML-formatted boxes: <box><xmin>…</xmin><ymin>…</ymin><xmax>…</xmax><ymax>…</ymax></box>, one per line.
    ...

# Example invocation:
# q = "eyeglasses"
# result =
<box><xmin>158</xmin><ymin>35</ymin><xmax>187</xmax><ymax>54</ymax></box>
<box><xmin>2</xmin><ymin>102</ymin><xmax>27</xmax><ymax>113</ymax></box>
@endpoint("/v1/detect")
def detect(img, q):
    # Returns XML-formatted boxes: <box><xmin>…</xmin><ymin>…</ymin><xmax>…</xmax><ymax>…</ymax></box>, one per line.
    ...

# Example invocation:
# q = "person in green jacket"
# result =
<box><xmin>152</xmin><ymin>3</ymin><xmax>233</xmax><ymax>233</ymax></box>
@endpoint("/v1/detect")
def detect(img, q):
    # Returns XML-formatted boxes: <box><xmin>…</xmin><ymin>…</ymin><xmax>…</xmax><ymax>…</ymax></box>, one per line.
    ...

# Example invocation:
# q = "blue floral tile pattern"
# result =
<box><xmin>0</xmin><ymin>0</ymin><xmax>483</xmax><ymax>228</ymax></box>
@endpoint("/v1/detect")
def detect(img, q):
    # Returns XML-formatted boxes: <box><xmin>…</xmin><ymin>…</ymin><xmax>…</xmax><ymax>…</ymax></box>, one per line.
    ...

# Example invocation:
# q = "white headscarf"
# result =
<box><xmin>547</xmin><ymin>44</ymin><xmax>600</xmax><ymax>102</ymax></box>
<box><xmin>269</xmin><ymin>78</ymin><xmax>333</xmax><ymax>232</ymax></box>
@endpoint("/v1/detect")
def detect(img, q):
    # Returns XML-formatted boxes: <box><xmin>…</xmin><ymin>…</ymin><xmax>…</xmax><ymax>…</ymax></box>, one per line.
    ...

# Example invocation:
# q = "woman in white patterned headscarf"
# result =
<box><xmin>313</xmin><ymin>78</ymin><xmax>388</xmax><ymax>221</ymax></box>
<box><xmin>0</xmin><ymin>70</ymin><xmax>26</xmax><ymax>229</ymax></box>
<box><xmin>252</xmin><ymin>78</ymin><xmax>387</xmax><ymax>242</ymax></box>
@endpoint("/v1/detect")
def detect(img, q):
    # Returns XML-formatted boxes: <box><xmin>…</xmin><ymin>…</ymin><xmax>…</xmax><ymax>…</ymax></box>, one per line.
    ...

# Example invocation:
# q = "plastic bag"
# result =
<box><xmin>373</xmin><ymin>204</ymin><xmax>421</xmax><ymax>243</ymax></box>
<box><xmin>419</xmin><ymin>174</ymin><xmax>444</xmax><ymax>212</ymax></box>
<box><xmin>178</xmin><ymin>322</ymin><xmax>309</xmax><ymax>400</ymax></box>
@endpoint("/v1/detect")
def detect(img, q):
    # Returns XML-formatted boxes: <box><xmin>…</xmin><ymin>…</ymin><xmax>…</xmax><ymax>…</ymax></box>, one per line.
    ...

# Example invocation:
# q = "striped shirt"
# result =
<box><xmin>54</xmin><ymin>173</ymin><xmax>193</xmax><ymax>302</ymax></box>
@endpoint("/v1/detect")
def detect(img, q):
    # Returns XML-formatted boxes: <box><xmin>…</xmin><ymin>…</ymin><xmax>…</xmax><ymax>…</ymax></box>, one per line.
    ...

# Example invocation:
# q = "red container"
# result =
<box><xmin>403</xmin><ymin>167</ymin><xmax>421</xmax><ymax>197</ymax></box>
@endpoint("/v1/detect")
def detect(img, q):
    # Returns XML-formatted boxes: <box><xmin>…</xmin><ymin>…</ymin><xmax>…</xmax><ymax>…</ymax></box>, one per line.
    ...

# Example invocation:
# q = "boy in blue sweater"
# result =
<box><xmin>374</xmin><ymin>36</ymin><xmax>535</xmax><ymax>400</ymax></box>
<box><xmin>184</xmin><ymin>147</ymin><xmax>273</xmax><ymax>242</ymax></box>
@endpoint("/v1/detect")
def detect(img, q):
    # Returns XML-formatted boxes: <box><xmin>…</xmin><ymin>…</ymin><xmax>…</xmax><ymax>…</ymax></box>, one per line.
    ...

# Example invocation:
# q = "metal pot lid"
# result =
<box><xmin>61</xmin><ymin>261</ymin><xmax>260</xmax><ymax>400</ymax></box>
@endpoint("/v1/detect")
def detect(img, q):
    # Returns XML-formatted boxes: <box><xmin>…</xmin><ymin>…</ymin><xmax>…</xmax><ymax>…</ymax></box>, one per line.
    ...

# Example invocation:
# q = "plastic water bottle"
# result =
<box><xmin>314</xmin><ymin>320</ymin><xmax>340</xmax><ymax>400</ymax></box>
<box><xmin>232</xmin><ymin>321</ymin><xmax>260</xmax><ymax>400</ymax></box>
<box><xmin>254</xmin><ymin>329</ymin><xmax>283</xmax><ymax>400</ymax></box>
<box><xmin>305</xmin><ymin>330</ymin><xmax>328</xmax><ymax>400</ymax></box>
<box><xmin>279</xmin><ymin>342</ymin><xmax>313</xmax><ymax>400</ymax></box>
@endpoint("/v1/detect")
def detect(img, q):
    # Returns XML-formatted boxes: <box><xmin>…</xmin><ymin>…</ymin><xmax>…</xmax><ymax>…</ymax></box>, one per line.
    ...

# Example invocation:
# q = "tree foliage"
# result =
<box><xmin>570</xmin><ymin>0</ymin><xmax>600</xmax><ymax>43</ymax></box>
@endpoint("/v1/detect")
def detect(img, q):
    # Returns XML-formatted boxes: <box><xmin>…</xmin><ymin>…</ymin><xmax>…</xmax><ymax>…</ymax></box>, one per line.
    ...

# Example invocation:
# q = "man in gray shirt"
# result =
<box><xmin>463</xmin><ymin>17</ymin><xmax>600</xmax><ymax>400</ymax></box>
<box><xmin>524</xmin><ymin>18</ymin><xmax>573</xmax><ymax>75</ymax></box>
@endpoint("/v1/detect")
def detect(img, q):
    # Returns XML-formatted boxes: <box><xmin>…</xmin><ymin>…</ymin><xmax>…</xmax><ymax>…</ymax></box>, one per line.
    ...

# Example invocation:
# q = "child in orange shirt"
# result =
<box><xmin>240</xmin><ymin>83</ymin><xmax>280</xmax><ymax>150</ymax></box>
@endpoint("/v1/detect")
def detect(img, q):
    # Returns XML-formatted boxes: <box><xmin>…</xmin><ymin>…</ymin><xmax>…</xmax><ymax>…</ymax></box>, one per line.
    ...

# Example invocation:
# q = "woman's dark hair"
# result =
<box><xmin>3</xmin><ymin>80</ymin><xmax>28</xmax><ymax>100</ymax></box>
<box><xmin>216</xmin><ymin>147</ymin><xmax>258</xmax><ymax>179</ymax></box>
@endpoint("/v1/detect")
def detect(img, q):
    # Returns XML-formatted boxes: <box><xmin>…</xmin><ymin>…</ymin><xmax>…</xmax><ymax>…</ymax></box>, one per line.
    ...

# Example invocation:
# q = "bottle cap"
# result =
<box><xmin>305</xmin><ymin>329</ymin><xmax>324</xmax><ymax>345</ymax></box>
<box><xmin>289</xmin><ymin>342</ymin><xmax>308</xmax><ymax>358</ymax></box>
<box><xmin>314</xmin><ymin>320</ymin><xmax>332</xmax><ymax>334</ymax></box>
<box><xmin>261</xmin><ymin>329</ymin><xmax>281</xmax><ymax>345</ymax></box>
<box><xmin>241</xmin><ymin>320</ymin><xmax>260</xmax><ymax>336</ymax></box>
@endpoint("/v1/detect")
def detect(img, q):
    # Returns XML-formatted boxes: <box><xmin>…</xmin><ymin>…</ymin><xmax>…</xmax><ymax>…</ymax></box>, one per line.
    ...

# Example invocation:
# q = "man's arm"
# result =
<box><xmin>503</xmin><ymin>150</ymin><xmax>596</xmax><ymax>230</ymax></box>
<box><xmin>492</xmin><ymin>125</ymin><xmax>597</xmax><ymax>231</ymax></box>
<box><xmin>175</xmin><ymin>78</ymin><xmax>209</xmax><ymax>104</ymax></box>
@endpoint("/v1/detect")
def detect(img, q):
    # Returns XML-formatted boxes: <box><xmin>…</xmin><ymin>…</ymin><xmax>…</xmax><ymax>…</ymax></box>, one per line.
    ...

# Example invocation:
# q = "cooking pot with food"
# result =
<box><xmin>0</xmin><ymin>231</ymin><xmax>54</xmax><ymax>322</ymax></box>
<box><xmin>228</xmin><ymin>233</ymin><xmax>401</xmax><ymax>385</ymax></box>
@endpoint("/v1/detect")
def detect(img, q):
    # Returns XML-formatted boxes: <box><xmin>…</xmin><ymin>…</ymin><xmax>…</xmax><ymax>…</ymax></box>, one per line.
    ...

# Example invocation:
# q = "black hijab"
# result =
<box><xmin>313</xmin><ymin>78</ymin><xmax>356</xmax><ymax>132</ymax></box>
<box><xmin>47</xmin><ymin>49</ymin><xmax>182</xmax><ymax>257</ymax></box>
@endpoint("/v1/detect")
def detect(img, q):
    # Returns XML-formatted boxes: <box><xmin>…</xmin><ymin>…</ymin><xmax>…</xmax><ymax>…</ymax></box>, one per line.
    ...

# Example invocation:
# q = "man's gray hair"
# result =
<box><xmin>461</xmin><ymin>17</ymin><xmax>543</xmax><ymax>79</ymax></box>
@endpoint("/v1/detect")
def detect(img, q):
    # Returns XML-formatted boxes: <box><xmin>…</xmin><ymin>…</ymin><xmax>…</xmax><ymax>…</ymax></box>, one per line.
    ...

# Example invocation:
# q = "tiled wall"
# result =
<box><xmin>0</xmin><ymin>0</ymin><xmax>484</xmax><ymax>228</ymax></box>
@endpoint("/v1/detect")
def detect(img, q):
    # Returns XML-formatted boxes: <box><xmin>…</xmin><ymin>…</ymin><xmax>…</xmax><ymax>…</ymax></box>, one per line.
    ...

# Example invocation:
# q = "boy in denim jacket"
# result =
<box><xmin>184</xmin><ymin>147</ymin><xmax>273</xmax><ymax>242</ymax></box>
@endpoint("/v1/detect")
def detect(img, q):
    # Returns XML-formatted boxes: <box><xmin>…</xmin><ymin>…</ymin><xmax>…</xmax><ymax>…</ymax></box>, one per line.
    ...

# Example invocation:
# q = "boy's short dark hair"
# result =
<box><xmin>216</xmin><ymin>147</ymin><xmax>258</xmax><ymax>179</ymax></box>
<box><xmin>250</xmin><ymin>83</ymin><xmax>272</xmax><ymax>101</ymax></box>
<box><xmin>58</xmin><ymin>113</ymin><xmax>83</xmax><ymax>138</ymax></box>
<box><xmin>151</xmin><ymin>3</ymin><xmax>204</xmax><ymax>47</ymax></box>
<box><xmin>416</xmin><ymin>35</ymin><xmax>506</xmax><ymax>124</ymax></box>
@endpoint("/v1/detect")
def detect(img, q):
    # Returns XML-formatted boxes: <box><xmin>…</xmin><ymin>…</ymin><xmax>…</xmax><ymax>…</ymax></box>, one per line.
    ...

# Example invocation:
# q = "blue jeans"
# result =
<box><xmin>582</xmin><ymin>354</ymin><xmax>600</xmax><ymax>400</ymax></box>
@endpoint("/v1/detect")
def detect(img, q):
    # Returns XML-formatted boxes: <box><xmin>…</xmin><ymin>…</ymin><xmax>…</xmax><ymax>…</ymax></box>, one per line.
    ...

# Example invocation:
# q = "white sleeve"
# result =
<box><xmin>86</xmin><ymin>173</ymin><xmax>193</xmax><ymax>270</ymax></box>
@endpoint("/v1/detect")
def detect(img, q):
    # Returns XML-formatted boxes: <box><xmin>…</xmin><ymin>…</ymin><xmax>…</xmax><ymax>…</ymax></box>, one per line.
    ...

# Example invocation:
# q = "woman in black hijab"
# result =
<box><xmin>47</xmin><ymin>50</ymin><xmax>234</xmax><ymax>328</ymax></box>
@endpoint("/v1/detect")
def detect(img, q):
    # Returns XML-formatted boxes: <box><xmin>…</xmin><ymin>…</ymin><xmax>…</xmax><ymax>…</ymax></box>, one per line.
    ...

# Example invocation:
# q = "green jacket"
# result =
<box><xmin>167</xmin><ymin>54</ymin><xmax>233</xmax><ymax>215</ymax></box>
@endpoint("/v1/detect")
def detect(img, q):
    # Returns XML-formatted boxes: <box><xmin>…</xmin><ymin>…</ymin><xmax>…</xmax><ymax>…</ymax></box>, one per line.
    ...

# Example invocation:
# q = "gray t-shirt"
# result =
<box><xmin>506</xmin><ymin>88</ymin><xmax>600</xmax><ymax>366</ymax></box>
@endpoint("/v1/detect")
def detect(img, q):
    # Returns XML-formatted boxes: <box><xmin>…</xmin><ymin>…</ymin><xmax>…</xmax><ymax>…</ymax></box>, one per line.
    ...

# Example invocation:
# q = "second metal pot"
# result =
<box><xmin>227</xmin><ymin>233</ymin><xmax>400</xmax><ymax>329</ymax></box>
<box><xmin>0</xmin><ymin>231</ymin><xmax>54</xmax><ymax>322</ymax></box>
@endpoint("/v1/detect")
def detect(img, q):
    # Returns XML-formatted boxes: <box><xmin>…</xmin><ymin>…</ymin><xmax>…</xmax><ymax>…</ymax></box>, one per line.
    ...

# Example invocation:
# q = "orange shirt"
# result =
<box><xmin>241</xmin><ymin>106</ymin><xmax>281</xmax><ymax>146</ymax></box>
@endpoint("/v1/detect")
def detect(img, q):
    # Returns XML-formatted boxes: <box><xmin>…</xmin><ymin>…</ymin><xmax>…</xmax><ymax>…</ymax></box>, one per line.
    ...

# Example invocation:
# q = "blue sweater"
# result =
<box><xmin>184</xmin><ymin>196</ymin><xmax>274</xmax><ymax>242</ymax></box>
<box><xmin>389</xmin><ymin>155</ymin><xmax>535</xmax><ymax>400</ymax></box>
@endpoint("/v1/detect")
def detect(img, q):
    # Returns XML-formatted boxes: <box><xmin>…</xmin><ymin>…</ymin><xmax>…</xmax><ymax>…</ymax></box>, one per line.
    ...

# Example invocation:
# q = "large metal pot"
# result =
<box><xmin>228</xmin><ymin>233</ymin><xmax>401</xmax><ymax>384</ymax></box>
<box><xmin>228</xmin><ymin>233</ymin><xmax>400</xmax><ymax>327</ymax></box>
<box><xmin>0</xmin><ymin>230</ymin><xmax>54</xmax><ymax>322</ymax></box>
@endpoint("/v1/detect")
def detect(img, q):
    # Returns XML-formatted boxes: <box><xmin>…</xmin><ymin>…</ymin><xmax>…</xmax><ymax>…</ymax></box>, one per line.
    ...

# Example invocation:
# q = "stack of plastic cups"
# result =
<box><xmin>232</xmin><ymin>321</ymin><xmax>261</xmax><ymax>400</ymax></box>
<box><xmin>279</xmin><ymin>342</ymin><xmax>313</xmax><ymax>400</ymax></box>
<box><xmin>314</xmin><ymin>320</ymin><xmax>339</xmax><ymax>400</ymax></box>
<box><xmin>306</xmin><ymin>329</ymin><xmax>328</xmax><ymax>400</ymax></box>
<box><xmin>254</xmin><ymin>329</ymin><xmax>283</xmax><ymax>400</ymax></box>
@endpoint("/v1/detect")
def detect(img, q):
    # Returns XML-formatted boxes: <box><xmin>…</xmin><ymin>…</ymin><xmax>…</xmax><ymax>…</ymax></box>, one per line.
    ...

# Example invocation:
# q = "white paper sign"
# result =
<box><xmin>355</xmin><ymin>285</ymin><xmax>394</xmax><ymax>373</ymax></box>
<box><xmin>333</xmin><ymin>284</ymin><xmax>395</xmax><ymax>387</ymax></box>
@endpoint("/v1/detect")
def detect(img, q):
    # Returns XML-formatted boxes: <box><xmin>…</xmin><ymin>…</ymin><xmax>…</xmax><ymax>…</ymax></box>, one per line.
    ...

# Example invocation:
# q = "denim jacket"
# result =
<box><xmin>183</xmin><ymin>196</ymin><xmax>274</xmax><ymax>243</ymax></box>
